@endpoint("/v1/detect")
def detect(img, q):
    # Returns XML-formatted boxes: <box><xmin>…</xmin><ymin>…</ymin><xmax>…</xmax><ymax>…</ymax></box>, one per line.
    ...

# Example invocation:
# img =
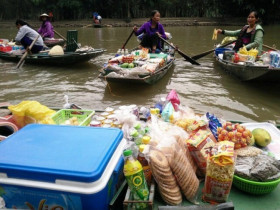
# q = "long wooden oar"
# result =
<box><xmin>263</xmin><ymin>44</ymin><xmax>278</xmax><ymax>51</ymax></box>
<box><xmin>158</xmin><ymin>36</ymin><xmax>200</xmax><ymax>65</ymax></box>
<box><xmin>191</xmin><ymin>40</ymin><xmax>236</xmax><ymax>60</ymax></box>
<box><xmin>16</xmin><ymin>34</ymin><xmax>40</xmax><ymax>69</ymax></box>
<box><xmin>122</xmin><ymin>30</ymin><xmax>134</xmax><ymax>49</ymax></box>
<box><xmin>54</xmin><ymin>30</ymin><xmax>67</xmax><ymax>41</ymax></box>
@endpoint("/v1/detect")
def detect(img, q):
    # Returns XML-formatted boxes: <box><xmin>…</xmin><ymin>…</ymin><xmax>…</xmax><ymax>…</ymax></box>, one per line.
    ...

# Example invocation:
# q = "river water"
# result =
<box><xmin>1</xmin><ymin>25</ymin><xmax>280</xmax><ymax>123</ymax></box>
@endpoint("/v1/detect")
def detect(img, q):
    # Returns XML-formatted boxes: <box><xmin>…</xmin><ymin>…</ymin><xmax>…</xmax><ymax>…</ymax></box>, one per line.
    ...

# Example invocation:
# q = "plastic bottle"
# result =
<box><xmin>125</xmin><ymin>49</ymin><xmax>129</xmax><ymax>55</ymax></box>
<box><xmin>142</xmin><ymin>135</ymin><xmax>151</xmax><ymax>145</ymax></box>
<box><xmin>137</xmin><ymin>144</ymin><xmax>152</xmax><ymax>187</ymax></box>
<box><xmin>123</xmin><ymin>149</ymin><xmax>149</xmax><ymax>208</ymax></box>
<box><xmin>131</xmin><ymin>129</ymin><xmax>143</xmax><ymax>146</ymax></box>
<box><xmin>155</xmin><ymin>97</ymin><xmax>166</xmax><ymax>114</ymax></box>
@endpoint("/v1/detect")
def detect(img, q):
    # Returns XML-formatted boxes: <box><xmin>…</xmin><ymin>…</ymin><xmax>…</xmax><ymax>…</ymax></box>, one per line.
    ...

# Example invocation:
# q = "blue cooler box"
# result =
<box><xmin>0</xmin><ymin>124</ymin><xmax>126</xmax><ymax>210</ymax></box>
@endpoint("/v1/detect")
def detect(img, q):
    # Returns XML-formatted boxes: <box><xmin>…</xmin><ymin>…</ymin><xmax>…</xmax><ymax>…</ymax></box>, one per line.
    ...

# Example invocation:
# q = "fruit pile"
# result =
<box><xmin>217</xmin><ymin>122</ymin><xmax>253</xmax><ymax>149</ymax></box>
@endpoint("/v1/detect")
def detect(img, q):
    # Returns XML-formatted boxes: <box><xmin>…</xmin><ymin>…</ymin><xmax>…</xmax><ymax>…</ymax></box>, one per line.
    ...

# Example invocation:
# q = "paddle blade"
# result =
<box><xmin>191</xmin><ymin>49</ymin><xmax>214</xmax><ymax>60</ymax></box>
<box><xmin>177</xmin><ymin>50</ymin><xmax>200</xmax><ymax>65</ymax></box>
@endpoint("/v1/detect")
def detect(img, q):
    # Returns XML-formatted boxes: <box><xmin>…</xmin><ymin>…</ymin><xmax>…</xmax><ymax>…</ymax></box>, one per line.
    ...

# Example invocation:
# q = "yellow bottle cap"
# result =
<box><xmin>139</xmin><ymin>144</ymin><xmax>146</xmax><ymax>153</ymax></box>
<box><xmin>142</xmin><ymin>136</ymin><xmax>151</xmax><ymax>144</ymax></box>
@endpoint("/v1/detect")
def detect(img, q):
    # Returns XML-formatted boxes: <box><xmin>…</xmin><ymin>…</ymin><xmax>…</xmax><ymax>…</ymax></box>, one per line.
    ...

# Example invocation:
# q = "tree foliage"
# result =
<box><xmin>0</xmin><ymin>0</ymin><xmax>279</xmax><ymax>23</ymax></box>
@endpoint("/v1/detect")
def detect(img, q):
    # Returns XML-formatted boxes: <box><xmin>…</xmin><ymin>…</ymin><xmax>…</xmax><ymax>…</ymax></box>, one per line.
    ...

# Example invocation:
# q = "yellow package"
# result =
<box><xmin>203</xmin><ymin>141</ymin><xmax>235</xmax><ymax>203</ymax></box>
<box><xmin>248</xmin><ymin>48</ymin><xmax>258</xmax><ymax>58</ymax></box>
<box><xmin>8</xmin><ymin>101</ymin><xmax>56</xmax><ymax>128</ymax></box>
<box><xmin>239</xmin><ymin>46</ymin><xmax>248</xmax><ymax>55</ymax></box>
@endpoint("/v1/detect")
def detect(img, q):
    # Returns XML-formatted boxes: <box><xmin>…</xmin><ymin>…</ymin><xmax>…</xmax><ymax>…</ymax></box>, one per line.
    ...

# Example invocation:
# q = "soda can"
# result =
<box><xmin>90</xmin><ymin>120</ymin><xmax>101</xmax><ymax>127</ymax></box>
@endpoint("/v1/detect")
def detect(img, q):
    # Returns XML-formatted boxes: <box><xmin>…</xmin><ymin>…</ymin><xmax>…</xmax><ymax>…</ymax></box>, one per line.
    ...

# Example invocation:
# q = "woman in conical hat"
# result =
<box><xmin>38</xmin><ymin>13</ymin><xmax>54</xmax><ymax>40</ymax></box>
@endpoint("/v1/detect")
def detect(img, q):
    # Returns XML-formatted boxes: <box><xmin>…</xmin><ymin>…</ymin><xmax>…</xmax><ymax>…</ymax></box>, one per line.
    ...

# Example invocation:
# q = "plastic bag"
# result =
<box><xmin>203</xmin><ymin>141</ymin><xmax>235</xmax><ymax>203</ymax></box>
<box><xmin>8</xmin><ymin>101</ymin><xmax>56</xmax><ymax>128</ymax></box>
<box><xmin>166</xmin><ymin>89</ymin><xmax>180</xmax><ymax>111</ymax></box>
<box><xmin>161</xmin><ymin>102</ymin><xmax>174</xmax><ymax>122</ymax></box>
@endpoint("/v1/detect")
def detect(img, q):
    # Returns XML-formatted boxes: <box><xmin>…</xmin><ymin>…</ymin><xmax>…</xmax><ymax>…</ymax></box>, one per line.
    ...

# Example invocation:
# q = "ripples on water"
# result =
<box><xmin>1</xmin><ymin>26</ymin><xmax>280</xmax><ymax>123</ymax></box>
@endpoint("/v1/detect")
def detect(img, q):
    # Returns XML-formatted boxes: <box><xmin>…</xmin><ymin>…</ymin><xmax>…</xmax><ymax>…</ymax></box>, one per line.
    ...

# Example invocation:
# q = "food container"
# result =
<box><xmin>96</xmin><ymin>116</ymin><xmax>106</xmax><ymax>123</ymax></box>
<box><xmin>51</xmin><ymin>109</ymin><xmax>95</xmax><ymax>126</ymax></box>
<box><xmin>105</xmin><ymin>107</ymin><xmax>114</xmax><ymax>114</ymax></box>
<box><xmin>0</xmin><ymin>124</ymin><xmax>126</xmax><ymax>210</ymax></box>
<box><xmin>100</xmin><ymin>112</ymin><xmax>110</xmax><ymax>118</ymax></box>
<box><xmin>237</xmin><ymin>53</ymin><xmax>255</xmax><ymax>62</ymax></box>
<box><xmin>102</xmin><ymin>124</ymin><xmax>112</xmax><ymax>128</ymax></box>
<box><xmin>215</xmin><ymin>48</ymin><xmax>231</xmax><ymax>56</ymax></box>
<box><xmin>107</xmin><ymin>114</ymin><xmax>117</xmax><ymax>121</ymax></box>
<box><xmin>90</xmin><ymin>120</ymin><xmax>101</xmax><ymax>127</ymax></box>
<box><xmin>223</xmin><ymin>50</ymin><xmax>235</xmax><ymax>61</ymax></box>
<box><xmin>233</xmin><ymin>175</ymin><xmax>280</xmax><ymax>195</ymax></box>
<box><xmin>104</xmin><ymin>119</ymin><xmax>113</xmax><ymax>125</ymax></box>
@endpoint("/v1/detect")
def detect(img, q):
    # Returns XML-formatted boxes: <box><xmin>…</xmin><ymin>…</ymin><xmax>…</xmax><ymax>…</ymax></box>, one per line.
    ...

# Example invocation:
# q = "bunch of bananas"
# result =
<box><xmin>212</xmin><ymin>28</ymin><xmax>218</xmax><ymax>40</ymax></box>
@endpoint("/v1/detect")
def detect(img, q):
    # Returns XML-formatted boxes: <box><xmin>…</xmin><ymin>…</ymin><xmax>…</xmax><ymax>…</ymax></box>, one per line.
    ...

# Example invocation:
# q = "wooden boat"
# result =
<box><xmin>214</xmin><ymin>53</ymin><xmax>280</xmax><ymax>82</ymax></box>
<box><xmin>0</xmin><ymin>48</ymin><xmax>106</xmax><ymax>66</ymax></box>
<box><xmin>44</xmin><ymin>39</ymin><xmax>65</xmax><ymax>47</ymax></box>
<box><xmin>93</xmin><ymin>24</ymin><xmax>102</xmax><ymax>28</ymax></box>
<box><xmin>99</xmin><ymin>50</ymin><xmax>175</xmax><ymax>85</ymax></box>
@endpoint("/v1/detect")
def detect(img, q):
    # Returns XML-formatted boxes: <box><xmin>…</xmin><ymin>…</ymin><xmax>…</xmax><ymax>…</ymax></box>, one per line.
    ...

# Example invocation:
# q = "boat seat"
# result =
<box><xmin>65</xmin><ymin>30</ymin><xmax>78</xmax><ymax>52</ymax></box>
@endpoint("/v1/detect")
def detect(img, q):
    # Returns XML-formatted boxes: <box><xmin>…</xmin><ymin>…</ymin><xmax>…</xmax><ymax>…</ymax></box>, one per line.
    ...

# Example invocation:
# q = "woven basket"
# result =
<box><xmin>233</xmin><ymin>175</ymin><xmax>280</xmax><ymax>195</ymax></box>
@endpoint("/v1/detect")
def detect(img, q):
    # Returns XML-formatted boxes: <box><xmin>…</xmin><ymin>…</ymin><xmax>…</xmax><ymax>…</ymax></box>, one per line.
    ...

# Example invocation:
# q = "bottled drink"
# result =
<box><xmin>142</xmin><ymin>136</ymin><xmax>151</xmax><ymax>145</ymax></box>
<box><xmin>131</xmin><ymin>129</ymin><xmax>143</xmax><ymax>146</ymax></box>
<box><xmin>137</xmin><ymin>144</ymin><xmax>152</xmax><ymax>186</ymax></box>
<box><xmin>123</xmin><ymin>149</ymin><xmax>149</xmax><ymax>209</ymax></box>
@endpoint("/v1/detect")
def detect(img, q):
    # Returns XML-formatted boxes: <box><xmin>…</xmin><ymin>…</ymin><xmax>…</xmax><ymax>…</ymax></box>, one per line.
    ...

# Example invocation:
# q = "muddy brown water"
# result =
<box><xmin>1</xmin><ymin>25</ymin><xmax>280</xmax><ymax>123</ymax></box>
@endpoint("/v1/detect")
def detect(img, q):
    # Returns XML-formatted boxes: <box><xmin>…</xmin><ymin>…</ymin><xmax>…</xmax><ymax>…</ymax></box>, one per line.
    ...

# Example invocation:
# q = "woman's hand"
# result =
<box><xmin>216</xmin><ymin>29</ymin><xmax>223</xmax><ymax>34</ymax></box>
<box><xmin>133</xmin><ymin>26</ymin><xmax>138</xmax><ymax>32</ymax></box>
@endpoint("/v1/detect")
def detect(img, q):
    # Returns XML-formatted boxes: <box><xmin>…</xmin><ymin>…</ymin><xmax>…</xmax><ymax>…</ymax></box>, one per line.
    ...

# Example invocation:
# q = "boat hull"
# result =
<box><xmin>99</xmin><ymin>59</ymin><xmax>174</xmax><ymax>85</ymax></box>
<box><xmin>0</xmin><ymin>49</ymin><xmax>105</xmax><ymax>66</ymax></box>
<box><xmin>215</xmin><ymin>54</ymin><xmax>280</xmax><ymax>82</ymax></box>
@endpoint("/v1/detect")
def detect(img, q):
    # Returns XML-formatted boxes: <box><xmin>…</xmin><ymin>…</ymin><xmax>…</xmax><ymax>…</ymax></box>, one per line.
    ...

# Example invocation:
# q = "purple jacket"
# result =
<box><xmin>38</xmin><ymin>21</ymin><xmax>54</xmax><ymax>38</ymax></box>
<box><xmin>135</xmin><ymin>20</ymin><xmax>166</xmax><ymax>39</ymax></box>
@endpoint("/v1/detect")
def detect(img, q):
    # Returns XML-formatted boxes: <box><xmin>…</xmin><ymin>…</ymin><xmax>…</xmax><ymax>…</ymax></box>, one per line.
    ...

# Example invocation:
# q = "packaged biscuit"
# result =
<box><xmin>203</xmin><ymin>141</ymin><xmax>235</xmax><ymax>203</ymax></box>
<box><xmin>187</xmin><ymin>128</ymin><xmax>217</xmax><ymax>175</ymax></box>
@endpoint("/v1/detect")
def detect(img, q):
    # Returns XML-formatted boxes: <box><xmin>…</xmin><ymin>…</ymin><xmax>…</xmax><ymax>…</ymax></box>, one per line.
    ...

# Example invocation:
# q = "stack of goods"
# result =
<box><xmin>102</xmin><ymin>48</ymin><xmax>173</xmax><ymax>78</ymax></box>
<box><xmin>115</xmin><ymin>89</ymin><xmax>280</xmax><ymax>206</ymax></box>
<box><xmin>0</xmin><ymin>39</ymin><xmax>24</xmax><ymax>54</ymax></box>
<box><xmin>235</xmin><ymin>147</ymin><xmax>280</xmax><ymax>182</ymax></box>
<box><xmin>90</xmin><ymin>107</ymin><xmax>121</xmax><ymax>128</ymax></box>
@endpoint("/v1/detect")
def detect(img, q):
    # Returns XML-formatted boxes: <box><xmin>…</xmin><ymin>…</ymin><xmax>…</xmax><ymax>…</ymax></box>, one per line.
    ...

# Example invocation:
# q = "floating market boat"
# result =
<box><xmin>44</xmin><ymin>38</ymin><xmax>65</xmax><ymax>47</ymax></box>
<box><xmin>0</xmin><ymin>48</ymin><xmax>106</xmax><ymax>66</ymax></box>
<box><xmin>99</xmin><ymin>48</ymin><xmax>175</xmax><ymax>85</ymax></box>
<box><xmin>214</xmin><ymin>50</ymin><xmax>280</xmax><ymax>82</ymax></box>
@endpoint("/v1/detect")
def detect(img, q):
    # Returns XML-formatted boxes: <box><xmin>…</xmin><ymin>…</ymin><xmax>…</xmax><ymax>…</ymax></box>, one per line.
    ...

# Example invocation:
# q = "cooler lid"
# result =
<box><xmin>0</xmin><ymin>124</ymin><xmax>123</xmax><ymax>183</ymax></box>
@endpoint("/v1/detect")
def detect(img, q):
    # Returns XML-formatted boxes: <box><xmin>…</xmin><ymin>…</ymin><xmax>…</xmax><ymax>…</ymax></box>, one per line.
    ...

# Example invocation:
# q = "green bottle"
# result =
<box><xmin>123</xmin><ymin>149</ymin><xmax>149</xmax><ymax>209</ymax></box>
